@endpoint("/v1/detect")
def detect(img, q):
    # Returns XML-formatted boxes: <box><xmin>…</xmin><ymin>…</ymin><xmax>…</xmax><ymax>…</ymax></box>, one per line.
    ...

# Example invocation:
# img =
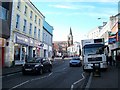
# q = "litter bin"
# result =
<box><xmin>93</xmin><ymin>63</ymin><xmax>101</xmax><ymax>77</ymax></box>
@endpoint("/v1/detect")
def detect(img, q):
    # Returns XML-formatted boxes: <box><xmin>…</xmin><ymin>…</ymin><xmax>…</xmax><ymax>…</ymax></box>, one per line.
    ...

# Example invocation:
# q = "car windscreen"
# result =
<box><xmin>27</xmin><ymin>57</ymin><xmax>42</xmax><ymax>63</ymax></box>
<box><xmin>84</xmin><ymin>44</ymin><xmax>104</xmax><ymax>55</ymax></box>
<box><xmin>72</xmin><ymin>58</ymin><xmax>80</xmax><ymax>60</ymax></box>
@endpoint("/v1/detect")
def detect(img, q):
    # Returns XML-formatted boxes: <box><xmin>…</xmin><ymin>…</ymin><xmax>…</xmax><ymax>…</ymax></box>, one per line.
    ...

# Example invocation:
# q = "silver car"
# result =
<box><xmin>69</xmin><ymin>57</ymin><xmax>82</xmax><ymax>67</ymax></box>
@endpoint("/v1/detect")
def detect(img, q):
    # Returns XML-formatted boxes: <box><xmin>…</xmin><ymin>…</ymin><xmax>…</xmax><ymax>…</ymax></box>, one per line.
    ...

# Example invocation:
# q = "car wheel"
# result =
<box><xmin>48</xmin><ymin>66</ymin><xmax>52</xmax><ymax>72</ymax></box>
<box><xmin>39</xmin><ymin>68</ymin><xmax>43</xmax><ymax>75</ymax></box>
<box><xmin>69</xmin><ymin>64</ymin><xmax>72</xmax><ymax>67</ymax></box>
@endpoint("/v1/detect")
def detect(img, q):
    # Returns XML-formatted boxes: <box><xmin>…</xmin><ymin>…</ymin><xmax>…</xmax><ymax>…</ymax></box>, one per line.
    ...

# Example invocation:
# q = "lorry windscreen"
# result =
<box><xmin>84</xmin><ymin>44</ymin><xmax>104</xmax><ymax>55</ymax></box>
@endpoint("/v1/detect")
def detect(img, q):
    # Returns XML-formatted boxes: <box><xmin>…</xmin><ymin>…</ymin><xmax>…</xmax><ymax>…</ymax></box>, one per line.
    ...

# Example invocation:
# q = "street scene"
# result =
<box><xmin>0</xmin><ymin>0</ymin><xmax>120</xmax><ymax>90</ymax></box>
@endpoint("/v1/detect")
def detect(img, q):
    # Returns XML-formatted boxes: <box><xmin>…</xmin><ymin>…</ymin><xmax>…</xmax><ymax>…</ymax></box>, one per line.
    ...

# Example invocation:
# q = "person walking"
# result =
<box><xmin>109</xmin><ymin>56</ymin><xmax>112</xmax><ymax>66</ymax></box>
<box><xmin>104</xmin><ymin>46</ymin><xmax>109</xmax><ymax>65</ymax></box>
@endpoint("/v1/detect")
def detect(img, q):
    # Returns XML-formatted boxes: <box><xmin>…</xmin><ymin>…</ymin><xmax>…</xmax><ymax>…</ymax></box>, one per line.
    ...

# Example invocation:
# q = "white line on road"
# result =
<box><xmin>71</xmin><ymin>72</ymin><xmax>85</xmax><ymax>90</ymax></box>
<box><xmin>9</xmin><ymin>80</ymin><xmax>29</xmax><ymax>90</ymax></box>
<box><xmin>9</xmin><ymin>72</ymin><xmax>53</xmax><ymax>90</ymax></box>
<box><xmin>85</xmin><ymin>72</ymin><xmax>93</xmax><ymax>90</ymax></box>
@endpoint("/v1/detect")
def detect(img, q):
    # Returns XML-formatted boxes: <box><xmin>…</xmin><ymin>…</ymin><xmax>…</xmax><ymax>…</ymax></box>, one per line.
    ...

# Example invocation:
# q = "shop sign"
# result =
<box><xmin>34</xmin><ymin>40</ymin><xmax>39</xmax><ymax>47</ymax></box>
<box><xmin>29</xmin><ymin>38</ymin><xmax>34</xmax><ymax>46</ymax></box>
<box><xmin>38</xmin><ymin>43</ymin><xmax>44</xmax><ymax>48</ymax></box>
<box><xmin>108</xmin><ymin>38</ymin><xmax>116</xmax><ymax>44</ymax></box>
<box><xmin>43</xmin><ymin>44</ymin><xmax>48</xmax><ymax>49</ymax></box>
<box><xmin>15</xmin><ymin>33</ymin><xmax>29</xmax><ymax>45</ymax></box>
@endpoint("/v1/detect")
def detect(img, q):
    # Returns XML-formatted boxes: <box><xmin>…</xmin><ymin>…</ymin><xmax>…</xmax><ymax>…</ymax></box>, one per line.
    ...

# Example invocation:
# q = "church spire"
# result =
<box><xmin>70</xmin><ymin>27</ymin><xmax>72</xmax><ymax>35</ymax></box>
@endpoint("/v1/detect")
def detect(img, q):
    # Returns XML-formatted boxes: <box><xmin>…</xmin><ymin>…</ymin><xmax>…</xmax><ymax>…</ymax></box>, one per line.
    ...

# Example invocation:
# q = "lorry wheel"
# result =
<box><xmin>83</xmin><ymin>65</ymin><xmax>87</xmax><ymax>72</ymax></box>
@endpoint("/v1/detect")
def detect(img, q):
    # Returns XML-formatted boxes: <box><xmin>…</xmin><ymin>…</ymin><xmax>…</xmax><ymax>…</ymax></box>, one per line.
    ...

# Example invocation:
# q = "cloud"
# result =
<box><xmin>48</xmin><ymin>4</ymin><xmax>79</xmax><ymax>9</ymax></box>
<box><xmin>48</xmin><ymin>4</ymin><xmax>96</xmax><ymax>10</ymax></box>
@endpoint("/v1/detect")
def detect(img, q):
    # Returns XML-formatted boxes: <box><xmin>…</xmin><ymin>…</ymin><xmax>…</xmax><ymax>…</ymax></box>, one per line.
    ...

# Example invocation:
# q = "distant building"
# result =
<box><xmin>53</xmin><ymin>41</ymin><xmax>67</xmax><ymax>57</ymax></box>
<box><xmin>67</xmin><ymin>42</ymin><xmax>81</xmax><ymax>57</ymax></box>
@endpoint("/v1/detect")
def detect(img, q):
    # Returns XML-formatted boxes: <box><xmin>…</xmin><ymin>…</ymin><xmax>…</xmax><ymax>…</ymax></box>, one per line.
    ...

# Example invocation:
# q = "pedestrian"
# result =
<box><xmin>109</xmin><ymin>56</ymin><xmax>112</xmax><ymax>66</ymax></box>
<box><xmin>116</xmin><ymin>52</ymin><xmax>120</xmax><ymax>67</ymax></box>
<box><xmin>104</xmin><ymin>46</ymin><xmax>109</xmax><ymax>65</ymax></box>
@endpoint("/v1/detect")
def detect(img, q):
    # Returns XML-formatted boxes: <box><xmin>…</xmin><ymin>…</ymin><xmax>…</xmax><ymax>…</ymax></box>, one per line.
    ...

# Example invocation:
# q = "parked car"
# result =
<box><xmin>22</xmin><ymin>57</ymin><xmax>52</xmax><ymax>75</ymax></box>
<box><xmin>69</xmin><ymin>57</ymin><xmax>82</xmax><ymax>67</ymax></box>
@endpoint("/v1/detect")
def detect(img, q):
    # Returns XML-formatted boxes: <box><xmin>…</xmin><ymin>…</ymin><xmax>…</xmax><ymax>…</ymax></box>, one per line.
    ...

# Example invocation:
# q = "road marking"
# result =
<box><xmin>9</xmin><ymin>72</ymin><xmax>53</xmax><ymax>90</ymax></box>
<box><xmin>85</xmin><ymin>72</ymin><xmax>93</xmax><ymax>90</ymax></box>
<box><xmin>9</xmin><ymin>80</ymin><xmax>29</xmax><ymax>90</ymax></box>
<box><xmin>71</xmin><ymin>72</ymin><xmax>85</xmax><ymax>90</ymax></box>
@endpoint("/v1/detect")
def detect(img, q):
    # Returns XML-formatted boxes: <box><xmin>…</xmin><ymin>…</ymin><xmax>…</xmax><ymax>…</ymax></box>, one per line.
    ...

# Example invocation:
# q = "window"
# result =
<box><xmin>39</xmin><ymin>19</ymin><xmax>40</xmax><ymax>26</ymax></box>
<box><xmin>23</xmin><ymin>19</ymin><xmax>27</xmax><ymax>33</ymax></box>
<box><xmin>17</xmin><ymin>0</ymin><xmax>21</xmax><ymax>10</ymax></box>
<box><xmin>34</xmin><ymin>26</ymin><xmax>37</xmax><ymax>38</ymax></box>
<box><xmin>43</xmin><ymin>33</ymin><xmax>45</xmax><ymax>42</ymax></box>
<box><xmin>35</xmin><ymin>15</ymin><xmax>37</xmax><ymax>23</ymax></box>
<box><xmin>24</xmin><ymin>6</ymin><xmax>27</xmax><ymax>15</ymax></box>
<box><xmin>16</xmin><ymin>14</ymin><xmax>20</xmax><ymax>29</ymax></box>
<box><xmin>0</xmin><ymin>6</ymin><xmax>8</xmax><ymax>20</ymax></box>
<box><xmin>38</xmin><ymin>29</ymin><xmax>40</xmax><ymax>40</ymax></box>
<box><xmin>30</xmin><ymin>11</ymin><xmax>33</xmax><ymax>19</ymax></box>
<box><xmin>29</xmin><ymin>23</ymin><xmax>32</xmax><ymax>35</ymax></box>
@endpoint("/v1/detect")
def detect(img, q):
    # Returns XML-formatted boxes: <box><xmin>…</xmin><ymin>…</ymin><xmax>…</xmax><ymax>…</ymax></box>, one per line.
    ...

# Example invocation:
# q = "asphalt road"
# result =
<box><xmin>2</xmin><ymin>59</ymin><xmax>89</xmax><ymax>89</ymax></box>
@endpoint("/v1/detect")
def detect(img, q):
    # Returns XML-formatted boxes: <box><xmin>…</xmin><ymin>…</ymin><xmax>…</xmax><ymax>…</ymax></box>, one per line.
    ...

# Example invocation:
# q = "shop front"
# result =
<box><xmin>48</xmin><ymin>46</ymin><xmax>52</xmax><ymax>58</ymax></box>
<box><xmin>34</xmin><ymin>40</ymin><xmax>43</xmax><ymax>57</ymax></box>
<box><xmin>14</xmin><ymin>33</ymin><xmax>29</xmax><ymax>65</ymax></box>
<box><xmin>43</xmin><ymin>44</ymin><xmax>48</xmax><ymax>58</ymax></box>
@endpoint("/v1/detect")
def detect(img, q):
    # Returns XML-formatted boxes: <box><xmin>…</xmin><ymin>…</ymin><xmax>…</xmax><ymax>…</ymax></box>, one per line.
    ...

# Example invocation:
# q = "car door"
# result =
<box><xmin>42</xmin><ymin>58</ymin><xmax>49</xmax><ymax>71</ymax></box>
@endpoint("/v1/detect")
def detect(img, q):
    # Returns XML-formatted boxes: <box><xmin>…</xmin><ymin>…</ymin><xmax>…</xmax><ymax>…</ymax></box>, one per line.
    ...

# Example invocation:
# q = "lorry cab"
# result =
<box><xmin>81</xmin><ymin>38</ymin><xmax>108</xmax><ymax>71</ymax></box>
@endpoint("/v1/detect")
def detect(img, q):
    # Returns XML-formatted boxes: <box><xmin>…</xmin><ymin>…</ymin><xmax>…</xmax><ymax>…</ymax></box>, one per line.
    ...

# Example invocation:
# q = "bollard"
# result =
<box><xmin>93</xmin><ymin>63</ymin><xmax>101</xmax><ymax>77</ymax></box>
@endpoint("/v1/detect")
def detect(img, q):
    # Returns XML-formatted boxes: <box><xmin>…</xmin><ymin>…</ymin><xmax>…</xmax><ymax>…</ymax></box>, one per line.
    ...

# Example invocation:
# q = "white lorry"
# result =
<box><xmin>81</xmin><ymin>38</ymin><xmax>108</xmax><ymax>71</ymax></box>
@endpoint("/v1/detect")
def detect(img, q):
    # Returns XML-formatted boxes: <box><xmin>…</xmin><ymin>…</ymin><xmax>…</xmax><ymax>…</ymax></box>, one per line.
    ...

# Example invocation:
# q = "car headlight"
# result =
<box><xmin>35</xmin><ymin>64</ymin><xmax>39</xmax><ymax>67</ymax></box>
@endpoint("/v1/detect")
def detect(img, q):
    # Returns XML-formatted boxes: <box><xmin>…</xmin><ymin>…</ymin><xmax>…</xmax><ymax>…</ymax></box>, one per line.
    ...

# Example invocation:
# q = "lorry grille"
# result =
<box><xmin>88</xmin><ymin>57</ymin><xmax>102</xmax><ymax>62</ymax></box>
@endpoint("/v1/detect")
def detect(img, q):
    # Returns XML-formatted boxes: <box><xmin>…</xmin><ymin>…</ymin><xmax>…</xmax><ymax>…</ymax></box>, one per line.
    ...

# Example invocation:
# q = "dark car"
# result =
<box><xmin>69</xmin><ymin>57</ymin><xmax>82</xmax><ymax>67</ymax></box>
<box><xmin>22</xmin><ymin>57</ymin><xmax>52</xmax><ymax>75</ymax></box>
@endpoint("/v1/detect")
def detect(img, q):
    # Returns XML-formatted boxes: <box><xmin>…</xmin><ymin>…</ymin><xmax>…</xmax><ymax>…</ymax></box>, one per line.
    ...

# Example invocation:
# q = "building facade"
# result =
<box><xmin>87</xmin><ymin>13</ymin><xmax>120</xmax><ymax>64</ymax></box>
<box><xmin>43</xmin><ymin>21</ymin><xmax>53</xmax><ymax>58</ymax></box>
<box><xmin>109</xmin><ymin>13</ymin><xmax>120</xmax><ymax>63</ymax></box>
<box><xmin>3</xmin><ymin>0</ymin><xmax>53</xmax><ymax>67</ymax></box>
<box><xmin>67</xmin><ymin>42</ymin><xmax>81</xmax><ymax>57</ymax></box>
<box><xmin>53</xmin><ymin>41</ymin><xmax>67</xmax><ymax>57</ymax></box>
<box><xmin>0</xmin><ymin>1</ymin><xmax>13</xmax><ymax>67</ymax></box>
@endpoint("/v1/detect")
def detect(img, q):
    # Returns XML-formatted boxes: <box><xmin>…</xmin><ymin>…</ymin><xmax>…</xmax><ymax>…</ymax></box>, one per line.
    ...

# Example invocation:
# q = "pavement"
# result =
<box><xmin>87</xmin><ymin>65</ymin><xmax>120</xmax><ymax>89</ymax></box>
<box><xmin>2</xmin><ymin>65</ymin><xmax>22</xmax><ymax>76</ymax></box>
<box><xmin>1</xmin><ymin>59</ymin><xmax>120</xmax><ymax>89</ymax></box>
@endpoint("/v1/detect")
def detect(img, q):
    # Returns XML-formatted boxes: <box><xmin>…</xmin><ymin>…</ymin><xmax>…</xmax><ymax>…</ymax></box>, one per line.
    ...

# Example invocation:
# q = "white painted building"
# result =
<box><xmin>67</xmin><ymin>42</ymin><xmax>81</xmax><ymax>57</ymax></box>
<box><xmin>4</xmin><ymin>0</ymin><xmax>53</xmax><ymax>67</ymax></box>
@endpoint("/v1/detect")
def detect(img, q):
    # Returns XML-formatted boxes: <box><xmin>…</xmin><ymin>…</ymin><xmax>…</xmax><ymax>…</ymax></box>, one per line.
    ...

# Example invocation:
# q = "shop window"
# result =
<box><xmin>14</xmin><ymin>44</ymin><xmax>20</xmax><ymax>61</ymax></box>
